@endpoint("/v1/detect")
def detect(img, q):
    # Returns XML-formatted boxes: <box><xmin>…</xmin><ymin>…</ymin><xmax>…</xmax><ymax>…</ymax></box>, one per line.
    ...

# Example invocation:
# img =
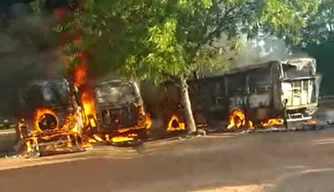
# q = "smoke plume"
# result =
<box><xmin>0</xmin><ymin>3</ymin><xmax>63</xmax><ymax>116</ymax></box>
<box><xmin>230</xmin><ymin>34</ymin><xmax>287</xmax><ymax>68</ymax></box>
<box><xmin>197</xmin><ymin>33</ymin><xmax>313</xmax><ymax>79</ymax></box>
<box><xmin>230</xmin><ymin>34</ymin><xmax>312</xmax><ymax>68</ymax></box>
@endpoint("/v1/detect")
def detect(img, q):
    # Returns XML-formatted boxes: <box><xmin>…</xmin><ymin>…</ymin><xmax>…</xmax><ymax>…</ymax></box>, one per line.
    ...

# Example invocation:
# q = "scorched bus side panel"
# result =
<box><xmin>225</xmin><ymin>62</ymin><xmax>280</xmax><ymax>122</ymax></box>
<box><xmin>188</xmin><ymin>62</ymin><xmax>282</xmax><ymax>123</ymax></box>
<box><xmin>188</xmin><ymin>59</ymin><xmax>320</xmax><ymax>125</ymax></box>
<box><xmin>141</xmin><ymin>58</ymin><xmax>320</xmax><ymax>129</ymax></box>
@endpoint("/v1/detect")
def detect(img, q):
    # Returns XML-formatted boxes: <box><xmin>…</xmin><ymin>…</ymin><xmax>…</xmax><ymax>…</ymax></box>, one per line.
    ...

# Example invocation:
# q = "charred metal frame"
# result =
<box><xmin>188</xmin><ymin>58</ymin><xmax>320</xmax><ymax>127</ymax></box>
<box><xmin>90</xmin><ymin>79</ymin><xmax>150</xmax><ymax>138</ymax></box>
<box><xmin>15</xmin><ymin>79</ymin><xmax>86</xmax><ymax>156</ymax></box>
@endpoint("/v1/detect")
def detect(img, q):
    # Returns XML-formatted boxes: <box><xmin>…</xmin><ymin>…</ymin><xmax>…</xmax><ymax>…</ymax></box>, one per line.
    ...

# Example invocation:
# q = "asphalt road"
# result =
<box><xmin>1</xmin><ymin>129</ymin><xmax>334</xmax><ymax>192</ymax></box>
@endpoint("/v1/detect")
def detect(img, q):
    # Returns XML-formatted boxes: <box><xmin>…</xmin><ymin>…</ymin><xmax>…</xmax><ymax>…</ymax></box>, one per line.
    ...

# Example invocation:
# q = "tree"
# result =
<box><xmin>295</xmin><ymin>0</ymin><xmax>334</xmax><ymax>95</ymax></box>
<box><xmin>33</xmin><ymin>0</ymin><xmax>320</xmax><ymax>134</ymax></box>
<box><xmin>301</xmin><ymin>0</ymin><xmax>334</xmax><ymax>46</ymax></box>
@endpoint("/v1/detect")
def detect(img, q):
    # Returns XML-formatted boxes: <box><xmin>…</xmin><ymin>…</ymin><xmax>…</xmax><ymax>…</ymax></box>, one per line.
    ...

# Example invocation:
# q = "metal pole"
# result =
<box><xmin>283</xmin><ymin>99</ymin><xmax>288</xmax><ymax>129</ymax></box>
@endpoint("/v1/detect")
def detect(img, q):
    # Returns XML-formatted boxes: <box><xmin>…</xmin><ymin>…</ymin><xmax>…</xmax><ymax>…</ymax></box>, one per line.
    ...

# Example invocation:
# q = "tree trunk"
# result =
<box><xmin>179</xmin><ymin>75</ymin><xmax>197</xmax><ymax>133</ymax></box>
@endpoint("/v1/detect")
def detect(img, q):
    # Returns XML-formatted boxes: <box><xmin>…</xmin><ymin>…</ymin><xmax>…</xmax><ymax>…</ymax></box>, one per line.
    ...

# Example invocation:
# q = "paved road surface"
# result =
<box><xmin>1</xmin><ymin>130</ymin><xmax>334</xmax><ymax>191</ymax></box>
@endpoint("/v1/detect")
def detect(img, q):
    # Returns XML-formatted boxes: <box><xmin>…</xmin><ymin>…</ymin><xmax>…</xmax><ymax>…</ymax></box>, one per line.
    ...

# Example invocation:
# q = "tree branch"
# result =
<box><xmin>188</xmin><ymin>5</ymin><xmax>237</xmax><ymax>62</ymax></box>
<box><xmin>202</xmin><ymin>7</ymin><xmax>236</xmax><ymax>45</ymax></box>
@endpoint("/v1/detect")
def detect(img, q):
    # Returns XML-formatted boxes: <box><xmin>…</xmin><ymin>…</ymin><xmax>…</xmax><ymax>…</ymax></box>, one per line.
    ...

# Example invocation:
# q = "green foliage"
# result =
<box><xmin>301</xmin><ymin>0</ymin><xmax>334</xmax><ymax>46</ymax></box>
<box><xmin>29</xmin><ymin>0</ymin><xmax>48</xmax><ymax>14</ymax></box>
<box><xmin>307</xmin><ymin>43</ymin><xmax>334</xmax><ymax>95</ymax></box>
<box><xmin>259</xmin><ymin>0</ymin><xmax>319</xmax><ymax>44</ymax></box>
<box><xmin>33</xmin><ymin>0</ymin><xmax>320</xmax><ymax>83</ymax></box>
<box><xmin>299</xmin><ymin>0</ymin><xmax>334</xmax><ymax>95</ymax></box>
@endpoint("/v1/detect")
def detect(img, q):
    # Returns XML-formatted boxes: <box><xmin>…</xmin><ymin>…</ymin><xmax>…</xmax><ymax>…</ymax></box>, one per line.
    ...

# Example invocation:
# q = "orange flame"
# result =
<box><xmin>145</xmin><ymin>113</ymin><xmax>152</xmax><ymax>129</ymax></box>
<box><xmin>109</xmin><ymin>133</ymin><xmax>138</xmax><ymax>143</ymax></box>
<box><xmin>86</xmin><ymin>105</ymin><xmax>152</xmax><ymax>144</ymax></box>
<box><xmin>33</xmin><ymin>108</ymin><xmax>58</xmax><ymax>131</ymax></box>
<box><xmin>167</xmin><ymin>114</ymin><xmax>185</xmax><ymax>131</ymax></box>
<box><xmin>89</xmin><ymin>133</ymin><xmax>139</xmax><ymax>144</ymax></box>
<box><xmin>227</xmin><ymin>109</ymin><xmax>253</xmax><ymax>129</ymax></box>
<box><xmin>138</xmin><ymin>105</ymin><xmax>152</xmax><ymax>129</ymax></box>
<box><xmin>53</xmin><ymin>5</ymin><xmax>152</xmax><ymax>145</ymax></box>
<box><xmin>81</xmin><ymin>91</ymin><xmax>95</xmax><ymax>117</ymax></box>
<box><xmin>16</xmin><ymin>107</ymin><xmax>84</xmax><ymax>154</ymax></box>
<box><xmin>12</xmin><ymin>4</ymin><xmax>88</xmax><ymax>154</ymax></box>
<box><xmin>73</xmin><ymin>63</ymin><xmax>87</xmax><ymax>87</ymax></box>
<box><xmin>260</xmin><ymin>118</ymin><xmax>284</xmax><ymax>127</ymax></box>
<box><xmin>307</xmin><ymin>119</ymin><xmax>317</xmax><ymax>124</ymax></box>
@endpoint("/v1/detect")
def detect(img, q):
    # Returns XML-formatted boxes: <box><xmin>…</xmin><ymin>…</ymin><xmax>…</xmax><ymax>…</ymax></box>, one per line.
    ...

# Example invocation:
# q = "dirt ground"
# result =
<box><xmin>1</xmin><ymin>129</ymin><xmax>334</xmax><ymax>191</ymax></box>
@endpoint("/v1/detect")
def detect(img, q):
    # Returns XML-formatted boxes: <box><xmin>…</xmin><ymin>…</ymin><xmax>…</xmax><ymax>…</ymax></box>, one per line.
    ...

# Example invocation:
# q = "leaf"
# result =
<box><xmin>31</xmin><ymin>0</ymin><xmax>320</xmax><ymax>82</ymax></box>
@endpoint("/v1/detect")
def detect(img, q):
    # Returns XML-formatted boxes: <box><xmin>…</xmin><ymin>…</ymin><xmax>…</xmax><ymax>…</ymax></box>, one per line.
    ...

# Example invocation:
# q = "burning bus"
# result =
<box><xmin>15</xmin><ymin>79</ymin><xmax>87</xmax><ymax>156</ymax></box>
<box><xmin>188</xmin><ymin>57</ymin><xmax>321</xmax><ymax>130</ymax></box>
<box><xmin>143</xmin><ymin>57</ymin><xmax>321</xmax><ymax>132</ymax></box>
<box><xmin>84</xmin><ymin>79</ymin><xmax>152</xmax><ymax>145</ymax></box>
<box><xmin>140</xmin><ymin>80</ymin><xmax>188</xmax><ymax>133</ymax></box>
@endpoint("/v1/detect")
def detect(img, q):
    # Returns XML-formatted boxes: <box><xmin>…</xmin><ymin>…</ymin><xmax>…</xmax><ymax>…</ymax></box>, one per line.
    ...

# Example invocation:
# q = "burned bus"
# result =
<box><xmin>187</xmin><ymin>57</ymin><xmax>321</xmax><ymax>129</ymax></box>
<box><xmin>142</xmin><ymin>57</ymin><xmax>320</xmax><ymax>131</ymax></box>
<box><xmin>15</xmin><ymin>79</ymin><xmax>87</xmax><ymax>156</ymax></box>
<box><xmin>85</xmin><ymin>79</ymin><xmax>152</xmax><ymax>145</ymax></box>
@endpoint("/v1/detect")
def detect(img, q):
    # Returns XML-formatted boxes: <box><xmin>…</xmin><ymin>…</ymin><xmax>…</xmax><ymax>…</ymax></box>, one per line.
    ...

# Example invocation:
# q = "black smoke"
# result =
<box><xmin>0</xmin><ymin>1</ymin><xmax>72</xmax><ymax>117</ymax></box>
